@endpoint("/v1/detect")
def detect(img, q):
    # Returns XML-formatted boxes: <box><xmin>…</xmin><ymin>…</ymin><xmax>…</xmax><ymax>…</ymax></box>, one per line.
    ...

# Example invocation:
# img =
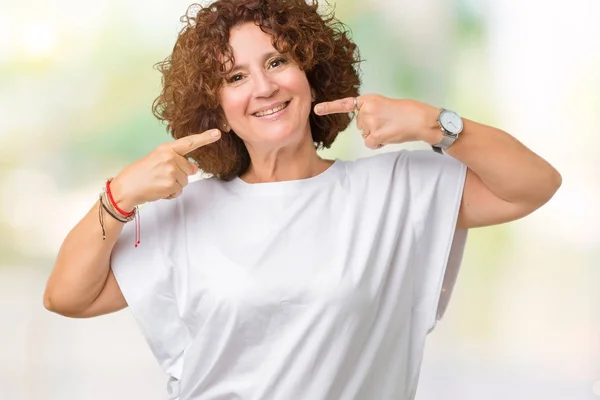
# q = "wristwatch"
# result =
<box><xmin>432</xmin><ymin>109</ymin><xmax>463</xmax><ymax>154</ymax></box>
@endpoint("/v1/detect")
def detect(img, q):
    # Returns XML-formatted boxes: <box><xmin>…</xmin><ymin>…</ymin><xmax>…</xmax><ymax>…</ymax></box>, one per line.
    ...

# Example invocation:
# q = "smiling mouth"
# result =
<box><xmin>253</xmin><ymin>101</ymin><xmax>290</xmax><ymax>117</ymax></box>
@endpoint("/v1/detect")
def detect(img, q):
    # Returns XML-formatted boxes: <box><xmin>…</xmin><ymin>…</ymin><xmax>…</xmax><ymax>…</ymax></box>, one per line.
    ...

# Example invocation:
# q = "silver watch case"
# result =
<box><xmin>432</xmin><ymin>109</ymin><xmax>463</xmax><ymax>154</ymax></box>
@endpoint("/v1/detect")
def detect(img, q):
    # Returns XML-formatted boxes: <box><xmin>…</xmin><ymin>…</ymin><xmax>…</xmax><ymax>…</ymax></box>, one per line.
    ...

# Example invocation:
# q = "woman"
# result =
<box><xmin>44</xmin><ymin>0</ymin><xmax>562</xmax><ymax>399</ymax></box>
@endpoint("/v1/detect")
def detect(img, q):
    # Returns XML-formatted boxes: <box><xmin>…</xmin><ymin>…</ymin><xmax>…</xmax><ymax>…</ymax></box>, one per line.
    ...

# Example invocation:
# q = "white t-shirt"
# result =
<box><xmin>111</xmin><ymin>149</ymin><xmax>468</xmax><ymax>400</ymax></box>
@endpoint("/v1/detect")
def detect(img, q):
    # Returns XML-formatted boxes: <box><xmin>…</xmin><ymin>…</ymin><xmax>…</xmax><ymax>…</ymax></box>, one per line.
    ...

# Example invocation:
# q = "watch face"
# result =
<box><xmin>440</xmin><ymin>110</ymin><xmax>463</xmax><ymax>135</ymax></box>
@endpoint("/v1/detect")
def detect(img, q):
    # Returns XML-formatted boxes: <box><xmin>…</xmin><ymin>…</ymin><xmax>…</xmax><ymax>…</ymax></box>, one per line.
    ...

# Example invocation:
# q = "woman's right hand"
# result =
<box><xmin>110</xmin><ymin>129</ymin><xmax>222</xmax><ymax>211</ymax></box>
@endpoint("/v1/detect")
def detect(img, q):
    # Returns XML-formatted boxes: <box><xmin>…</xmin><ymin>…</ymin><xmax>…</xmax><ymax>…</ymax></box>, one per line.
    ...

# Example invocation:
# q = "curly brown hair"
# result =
<box><xmin>152</xmin><ymin>0</ymin><xmax>362</xmax><ymax>181</ymax></box>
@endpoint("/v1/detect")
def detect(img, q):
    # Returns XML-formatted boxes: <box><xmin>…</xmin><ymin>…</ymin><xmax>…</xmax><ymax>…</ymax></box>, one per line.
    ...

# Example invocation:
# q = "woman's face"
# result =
<box><xmin>219</xmin><ymin>22</ymin><xmax>313</xmax><ymax>149</ymax></box>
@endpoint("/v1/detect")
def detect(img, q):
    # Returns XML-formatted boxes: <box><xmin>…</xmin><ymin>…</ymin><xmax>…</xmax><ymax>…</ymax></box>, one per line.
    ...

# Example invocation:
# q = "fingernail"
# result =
<box><xmin>315</xmin><ymin>105</ymin><xmax>323</xmax><ymax>114</ymax></box>
<box><xmin>211</xmin><ymin>130</ymin><xmax>220</xmax><ymax>137</ymax></box>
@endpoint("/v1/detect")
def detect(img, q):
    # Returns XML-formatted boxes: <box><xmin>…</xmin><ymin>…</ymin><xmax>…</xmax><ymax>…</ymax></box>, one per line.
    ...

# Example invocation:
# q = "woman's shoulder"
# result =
<box><xmin>137</xmin><ymin>176</ymin><xmax>225</xmax><ymax>221</ymax></box>
<box><xmin>345</xmin><ymin>148</ymin><xmax>458</xmax><ymax>175</ymax></box>
<box><xmin>342</xmin><ymin>149</ymin><xmax>411</xmax><ymax>176</ymax></box>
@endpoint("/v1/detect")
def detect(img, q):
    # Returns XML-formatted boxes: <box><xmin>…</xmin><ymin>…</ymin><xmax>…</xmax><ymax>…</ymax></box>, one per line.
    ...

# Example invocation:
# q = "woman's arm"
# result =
<box><xmin>314</xmin><ymin>95</ymin><xmax>562</xmax><ymax>229</ymax></box>
<box><xmin>44</xmin><ymin>129</ymin><xmax>221</xmax><ymax>317</ymax></box>
<box><xmin>422</xmin><ymin>113</ymin><xmax>562</xmax><ymax>229</ymax></box>
<box><xmin>44</xmin><ymin>200</ymin><xmax>128</xmax><ymax>317</ymax></box>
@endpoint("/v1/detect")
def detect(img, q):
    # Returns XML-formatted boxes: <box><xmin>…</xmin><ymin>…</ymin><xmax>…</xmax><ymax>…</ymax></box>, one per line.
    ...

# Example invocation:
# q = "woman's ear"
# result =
<box><xmin>221</xmin><ymin>121</ymin><xmax>231</xmax><ymax>132</ymax></box>
<box><xmin>311</xmin><ymin>89</ymin><xmax>316</xmax><ymax>102</ymax></box>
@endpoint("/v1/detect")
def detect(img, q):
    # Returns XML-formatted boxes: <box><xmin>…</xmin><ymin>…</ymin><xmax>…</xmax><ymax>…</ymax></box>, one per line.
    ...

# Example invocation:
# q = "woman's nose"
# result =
<box><xmin>253</xmin><ymin>71</ymin><xmax>278</xmax><ymax>98</ymax></box>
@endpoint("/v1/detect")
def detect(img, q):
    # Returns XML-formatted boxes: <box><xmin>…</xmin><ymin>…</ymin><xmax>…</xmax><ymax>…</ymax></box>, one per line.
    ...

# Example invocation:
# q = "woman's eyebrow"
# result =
<box><xmin>231</xmin><ymin>51</ymin><xmax>281</xmax><ymax>71</ymax></box>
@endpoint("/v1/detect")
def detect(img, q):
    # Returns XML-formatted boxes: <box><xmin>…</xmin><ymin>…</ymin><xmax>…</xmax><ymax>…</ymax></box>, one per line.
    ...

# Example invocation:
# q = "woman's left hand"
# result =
<box><xmin>314</xmin><ymin>94</ymin><xmax>442</xmax><ymax>149</ymax></box>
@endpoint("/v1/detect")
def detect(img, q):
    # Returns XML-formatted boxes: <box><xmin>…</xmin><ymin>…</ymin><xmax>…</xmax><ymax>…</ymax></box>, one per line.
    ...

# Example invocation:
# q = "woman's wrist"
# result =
<box><xmin>419</xmin><ymin>104</ymin><xmax>444</xmax><ymax>146</ymax></box>
<box><xmin>108</xmin><ymin>177</ymin><xmax>137</xmax><ymax>214</ymax></box>
<box><xmin>99</xmin><ymin>177</ymin><xmax>141</xmax><ymax>247</ymax></box>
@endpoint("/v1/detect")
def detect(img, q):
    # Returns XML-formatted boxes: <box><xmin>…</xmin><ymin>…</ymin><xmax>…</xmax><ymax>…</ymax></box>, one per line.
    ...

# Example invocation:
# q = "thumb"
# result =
<box><xmin>189</xmin><ymin>161</ymin><xmax>199</xmax><ymax>175</ymax></box>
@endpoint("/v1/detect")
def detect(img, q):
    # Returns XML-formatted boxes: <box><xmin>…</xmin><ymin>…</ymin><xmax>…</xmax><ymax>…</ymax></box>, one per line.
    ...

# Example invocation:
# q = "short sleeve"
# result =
<box><xmin>406</xmin><ymin>150</ymin><xmax>468</xmax><ymax>333</ymax></box>
<box><xmin>110</xmin><ymin>201</ymin><xmax>189</xmax><ymax>387</ymax></box>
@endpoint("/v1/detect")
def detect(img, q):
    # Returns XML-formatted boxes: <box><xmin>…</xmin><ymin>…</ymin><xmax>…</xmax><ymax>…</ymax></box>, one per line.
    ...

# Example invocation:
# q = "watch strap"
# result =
<box><xmin>432</xmin><ymin>109</ymin><xmax>460</xmax><ymax>153</ymax></box>
<box><xmin>435</xmin><ymin>134</ymin><xmax>457</xmax><ymax>150</ymax></box>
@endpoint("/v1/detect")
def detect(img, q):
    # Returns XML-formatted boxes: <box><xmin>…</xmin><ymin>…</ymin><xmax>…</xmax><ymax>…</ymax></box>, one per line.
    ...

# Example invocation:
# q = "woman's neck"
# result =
<box><xmin>240</xmin><ymin>135</ymin><xmax>332</xmax><ymax>184</ymax></box>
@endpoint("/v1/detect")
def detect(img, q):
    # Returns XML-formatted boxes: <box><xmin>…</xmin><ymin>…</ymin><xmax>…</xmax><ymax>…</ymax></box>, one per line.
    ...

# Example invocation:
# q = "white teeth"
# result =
<box><xmin>254</xmin><ymin>102</ymin><xmax>288</xmax><ymax>117</ymax></box>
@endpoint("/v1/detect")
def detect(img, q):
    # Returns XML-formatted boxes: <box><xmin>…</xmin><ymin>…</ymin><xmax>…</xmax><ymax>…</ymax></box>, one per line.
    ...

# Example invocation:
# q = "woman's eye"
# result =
<box><xmin>228</xmin><ymin>74</ymin><xmax>244</xmax><ymax>83</ymax></box>
<box><xmin>269</xmin><ymin>58</ymin><xmax>287</xmax><ymax>68</ymax></box>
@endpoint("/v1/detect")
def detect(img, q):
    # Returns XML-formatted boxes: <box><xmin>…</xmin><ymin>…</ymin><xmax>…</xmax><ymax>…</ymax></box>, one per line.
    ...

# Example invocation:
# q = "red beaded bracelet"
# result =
<box><xmin>101</xmin><ymin>179</ymin><xmax>140</xmax><ymax>247</ymax></box>
<box><xmin>106</xmin><ymin>179</ymin><xmax>135</xmax><ymax>218</ymax></box>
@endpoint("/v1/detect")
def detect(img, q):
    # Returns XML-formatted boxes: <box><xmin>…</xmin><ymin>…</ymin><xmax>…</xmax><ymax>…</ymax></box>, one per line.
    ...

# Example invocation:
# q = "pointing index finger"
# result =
<box><xmin>314</xmin><ymin>96</ymin><xmax>361</xmax><ymax>116</ymax></box>
<box><xmin>171</xmin><ymin>129</ymin><xmax>221</xmax><ymax>155</ymax></box>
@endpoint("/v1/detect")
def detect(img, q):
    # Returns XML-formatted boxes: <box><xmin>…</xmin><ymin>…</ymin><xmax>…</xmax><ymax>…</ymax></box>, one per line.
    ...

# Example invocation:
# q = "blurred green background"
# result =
<box><xmin>1</xmin><ymin>0</ymin><xmax>598</xmax><ymax>399</ymax></box>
